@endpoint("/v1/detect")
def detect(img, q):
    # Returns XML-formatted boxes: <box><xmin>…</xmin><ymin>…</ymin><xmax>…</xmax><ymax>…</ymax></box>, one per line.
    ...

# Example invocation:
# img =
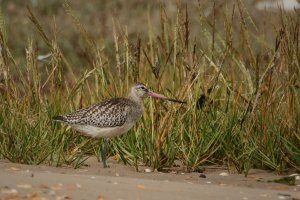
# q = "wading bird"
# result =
<box><xmin>53</xmin><ymin>83</ymin><xmax>185</xmax><ymax>168</ymax></box>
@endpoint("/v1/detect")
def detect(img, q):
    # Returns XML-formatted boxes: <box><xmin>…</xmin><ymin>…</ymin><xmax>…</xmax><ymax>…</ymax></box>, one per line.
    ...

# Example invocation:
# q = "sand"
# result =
<box><xmin>0</xmin><ymin>158</ymin><xmax>299</xmax><ymax>200</ymax></box>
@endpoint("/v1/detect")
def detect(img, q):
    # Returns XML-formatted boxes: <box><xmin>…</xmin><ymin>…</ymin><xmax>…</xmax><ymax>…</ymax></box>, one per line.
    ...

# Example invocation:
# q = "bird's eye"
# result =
<box><xmin>138</xmin><ymin>85</ymin><xmax>146</xmax><ymax>90</ymax></box>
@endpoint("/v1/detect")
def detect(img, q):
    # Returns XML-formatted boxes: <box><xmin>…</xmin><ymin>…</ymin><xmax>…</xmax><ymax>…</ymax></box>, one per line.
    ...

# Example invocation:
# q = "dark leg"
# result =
<box><xmin>100</xmin><ymin>138</ymin><xmax>109</xmax><ymax>168</ymax></box>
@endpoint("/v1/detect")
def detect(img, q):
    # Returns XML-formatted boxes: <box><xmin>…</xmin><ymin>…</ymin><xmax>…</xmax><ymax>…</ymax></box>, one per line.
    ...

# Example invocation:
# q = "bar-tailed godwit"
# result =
<box><xmin>53</xmin><ymin>83</ymin><xmax>185</xmax><ymax>168</ymax></box>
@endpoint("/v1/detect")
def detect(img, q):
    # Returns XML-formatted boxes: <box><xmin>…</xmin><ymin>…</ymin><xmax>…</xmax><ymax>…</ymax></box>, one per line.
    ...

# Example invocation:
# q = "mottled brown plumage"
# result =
<box><xmin>56</xmin><ymin>98</ymin><xmax>140</xmax><ymax>128</ymax></box>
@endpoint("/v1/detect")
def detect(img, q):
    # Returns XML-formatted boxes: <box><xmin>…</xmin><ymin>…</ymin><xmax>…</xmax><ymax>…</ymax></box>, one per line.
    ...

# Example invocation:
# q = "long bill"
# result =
<box><xmin>147</xmin><ymin>91</ymin><xmax>186</xmax><ymax>104</ymax></box>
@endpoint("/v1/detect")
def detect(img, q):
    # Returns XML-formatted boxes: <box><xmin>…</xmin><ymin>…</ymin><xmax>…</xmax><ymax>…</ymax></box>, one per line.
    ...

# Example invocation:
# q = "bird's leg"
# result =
<box><xmin>100</xmin><ymin>138</ymin><xmax>110</xmax><ymax>168</ymax></box>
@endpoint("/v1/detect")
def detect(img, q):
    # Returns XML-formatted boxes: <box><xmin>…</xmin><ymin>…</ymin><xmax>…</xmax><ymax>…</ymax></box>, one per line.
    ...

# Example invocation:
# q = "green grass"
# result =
<box><xmin>0</xmin><ymin>1</ymin><xmax>299</xmax><ymax>175</ymax></box>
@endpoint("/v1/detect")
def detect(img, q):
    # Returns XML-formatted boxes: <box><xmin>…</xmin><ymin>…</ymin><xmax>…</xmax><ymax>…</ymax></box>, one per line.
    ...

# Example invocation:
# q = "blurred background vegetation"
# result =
<box><xmin>2</xmin><ymin>0</ymin><xmax>296</xmax><ymax>69</ymax></box>
<box><xmin>0</xmin><ymin>0</ymin><xmax>299</xmax><ymax>175</ymax></box>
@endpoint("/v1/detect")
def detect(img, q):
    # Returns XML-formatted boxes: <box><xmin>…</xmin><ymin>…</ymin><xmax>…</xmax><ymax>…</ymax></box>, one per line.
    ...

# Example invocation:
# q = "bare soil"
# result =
<box><xmin>0</xmin><ymin>158</ymin><xmax>300</xmax><ymax>200</ymax></box>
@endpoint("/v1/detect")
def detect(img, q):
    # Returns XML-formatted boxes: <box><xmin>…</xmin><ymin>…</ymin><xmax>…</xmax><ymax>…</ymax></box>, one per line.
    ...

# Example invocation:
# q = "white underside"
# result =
<box><xmin>72</xmin><ymin>123</ymin><xmax>135</xmax><ymax>138</ymax></box>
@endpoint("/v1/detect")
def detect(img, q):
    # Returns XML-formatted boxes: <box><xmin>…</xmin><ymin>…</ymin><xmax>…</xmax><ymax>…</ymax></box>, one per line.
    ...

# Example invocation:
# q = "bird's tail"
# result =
<box><xmin>53</xmin><ymin>115</ymin><xmax>65</xmax><ymax>122</ymax></box>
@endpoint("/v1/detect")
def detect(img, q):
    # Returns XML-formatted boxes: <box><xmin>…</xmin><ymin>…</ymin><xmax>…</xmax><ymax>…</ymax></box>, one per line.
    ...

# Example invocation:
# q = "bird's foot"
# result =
<box><xmin>103</xmin><ymin>162</ymin><xmax>110</xmax><ymax>168</ymax></box>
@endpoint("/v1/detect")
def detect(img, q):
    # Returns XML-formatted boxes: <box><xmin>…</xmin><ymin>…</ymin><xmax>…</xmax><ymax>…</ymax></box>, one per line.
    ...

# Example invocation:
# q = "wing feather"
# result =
<box><xmin>63</xmin><ymin>98</ymin><xmax>134</xmax><ymax>127</ymax></box>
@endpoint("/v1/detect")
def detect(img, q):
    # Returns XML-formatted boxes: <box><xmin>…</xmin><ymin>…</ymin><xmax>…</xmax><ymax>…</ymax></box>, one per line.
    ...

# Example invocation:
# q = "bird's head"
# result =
<box><xmin>129</xmin><ymin>82</ymin><xmax>186</xmax><ymax>104</ymax></box>
<box><xmin>132</xmin><ymin>82</ymin><xmax>150</xmax><ymax>98</ymax></box>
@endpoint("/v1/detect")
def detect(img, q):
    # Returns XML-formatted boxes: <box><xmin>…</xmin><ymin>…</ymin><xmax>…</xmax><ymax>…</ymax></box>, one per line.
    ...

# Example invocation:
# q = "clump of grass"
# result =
<box><xmin>0</xmin><ymin>1</ymin><xmax>299</xmax><ymax>175</ymax></box>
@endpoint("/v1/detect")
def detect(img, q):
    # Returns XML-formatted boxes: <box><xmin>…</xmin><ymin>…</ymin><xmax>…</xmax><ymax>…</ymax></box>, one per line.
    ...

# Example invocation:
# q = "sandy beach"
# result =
<box><xmin>1</xmin><ymin>158</ymin><xmax>299</xmax><ymax>200</ymax></box>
